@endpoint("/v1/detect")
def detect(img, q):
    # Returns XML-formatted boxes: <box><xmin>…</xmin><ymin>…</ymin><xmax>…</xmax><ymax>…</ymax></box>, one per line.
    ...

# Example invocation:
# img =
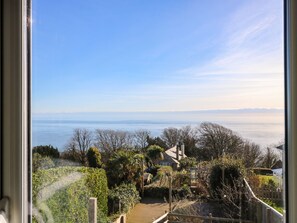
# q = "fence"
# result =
<box><xmin>152</xmin><ymin>213</ymin><xmax>168</xmax><ymax>223</ymax></box>
<box><xmin>252</xmin><ymin>188</ymin><xmax>283</xmax><ymax>203</ymax></box>
<box><xmin>243</xmin><ymin>179</ymin><xmax>283</xmax><ymax>223</ymax></box>
<box><xmin>167</xmin><ymin>213</ymin><xmax>254</xmax><ymax>223</ymax></box>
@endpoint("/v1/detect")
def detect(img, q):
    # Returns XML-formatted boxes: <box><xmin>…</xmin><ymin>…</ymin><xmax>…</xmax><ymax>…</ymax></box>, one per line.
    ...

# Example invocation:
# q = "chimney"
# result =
<box><xmin>176</xmin><ymin>145</ymin><xmax>179</xmax><ymax>161</ymax></box>
<box><xmin>181</xmin><ymin>144</ymin><xmax>185</xmax><ymax>159</ymax></box>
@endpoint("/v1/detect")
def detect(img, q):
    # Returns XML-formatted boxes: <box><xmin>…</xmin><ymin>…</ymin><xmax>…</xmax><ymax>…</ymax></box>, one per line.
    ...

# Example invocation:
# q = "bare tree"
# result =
<box><xmin>133</xmin><ymin>129</ymin><xmax>151</xmax><ymax>150</ymax></box>
<box><xmin>64</xmin><ymin>128</ymin><xmax>93</xmax><ymax>165</ymax></box>
<box><xmin>260</xmin><ymin>147</ymin><xmax>280</xmax><ymax>168</ymax></box>
<box><xmin>94</xmin><ymin>129</ymin><xmax>133</xmax><ymax>154</ymax></box>
<box><xmin>218</xmin><ymin>178</ymin><xmax>245</xmax><ymax>219</ymax></box>
<box><xmin>196</xmin><ymin>122</ymin><xmax>244</xmax><ymax>160</ymax></box>
<box><xmin>161</xmin><ymin>127</ymin><xmax>180</xmax><ymax>148</ymax></box>
<box><xmin>241</xmin><ymin>141</ymin><xmax>262</xmax><ymax>168</ymax></box>
<box><xmin>179</xmin><ymin>125</ymin><xmax>198</xmax><ymax>157</ymax></box>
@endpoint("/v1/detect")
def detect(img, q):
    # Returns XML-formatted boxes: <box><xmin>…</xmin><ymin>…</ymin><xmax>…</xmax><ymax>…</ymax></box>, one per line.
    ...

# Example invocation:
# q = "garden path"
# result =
<box><xmin>126</xmin><ymin>197</ymin><xmax>169</xmax><ymax>223</ymax></box>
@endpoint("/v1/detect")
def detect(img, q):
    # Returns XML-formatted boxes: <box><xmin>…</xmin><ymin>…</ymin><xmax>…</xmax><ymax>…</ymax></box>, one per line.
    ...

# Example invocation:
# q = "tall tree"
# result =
<box><xmin>161</xmin><ymin>127</ymin><xmax>180</xmax><ymax>148</ymax></box>
<box><xmin>133</xmin><ymin>129</ymin><xmax>151</xmax><ymax>150</ymax></box>
<box><xmin>146</xmin><ymin>136</ymin><xmax>167</xmax><ymax>149</ymax></box>
<box><xmin>260</xmin><ymin>147</ymin><xmax>280</xmax><ymax>168</ymax></box>
<box><xmin>94</xmin><ymin>129</ymin><xmax>133</xmax><ymax>154</ymax></box>
<box><xmin>241</xmin><ymin>141</ymin><xmax>262</xmax><ymax>168</ymax></box>
<box><xmin>196</xmin><ymin>122</ymin><xmax>244</xmax><ymax>160</ymax></box>
<box><xmin>64</xmin><ymin>128</ymin><xmax>93</xmax><ymax>165</ymax></box>
<box><xmin>179</xmin><ymin>125</ymin><xmax>198</xmax><ymax>157</ymax></box>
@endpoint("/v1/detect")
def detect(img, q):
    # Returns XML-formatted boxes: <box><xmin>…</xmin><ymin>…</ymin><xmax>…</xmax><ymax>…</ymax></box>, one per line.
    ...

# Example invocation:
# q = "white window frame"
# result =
<box><xmin>0</xmin><ymin>0</ymin><xmax>296</xmax><ymax>222</ymax></box>
<box><xmin>1</xmin><ymin>0</ymin><xmax>31</xmax><ymax>222</ymax></box>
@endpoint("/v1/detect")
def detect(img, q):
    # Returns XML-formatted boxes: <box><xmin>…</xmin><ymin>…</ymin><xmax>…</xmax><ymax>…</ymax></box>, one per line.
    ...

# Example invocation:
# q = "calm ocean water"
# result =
<box><xmin>32</xmin><ymin>109</ymin><xmax>284</xmax><ymax>151</ymax></box>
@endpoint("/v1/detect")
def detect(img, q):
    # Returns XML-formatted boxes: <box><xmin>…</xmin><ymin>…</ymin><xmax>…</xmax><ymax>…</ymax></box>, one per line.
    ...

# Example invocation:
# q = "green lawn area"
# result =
<box><xmin>257</xmin><ymin>175</ymin><xmax>282</xmax><ymax>187</ymax></box>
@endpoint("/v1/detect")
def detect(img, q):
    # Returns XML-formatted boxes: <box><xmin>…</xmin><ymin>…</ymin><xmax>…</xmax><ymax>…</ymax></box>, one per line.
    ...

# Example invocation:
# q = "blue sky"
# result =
<box><xmin>32</xmin><ymin>0</ymin><xmax>284</xmax><ymax>113</ymax></box>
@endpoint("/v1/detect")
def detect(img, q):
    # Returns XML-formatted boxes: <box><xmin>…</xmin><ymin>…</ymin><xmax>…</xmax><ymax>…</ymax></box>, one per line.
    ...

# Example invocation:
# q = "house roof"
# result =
<box><xmin>276</xmin><ymin>144</ymin><xmax>284</xmax><ymax>150</ymax></box>
<box><xmin>164</xmin><ymin>146</ymin><xmax>187</xmax><ymax>162</ymax></box>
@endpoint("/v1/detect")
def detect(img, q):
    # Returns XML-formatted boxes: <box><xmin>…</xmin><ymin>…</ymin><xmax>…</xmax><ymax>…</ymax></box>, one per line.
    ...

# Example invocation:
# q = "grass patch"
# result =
<box><xmin>262</xmin><ymin>199</ymin><xmax>284</xmax><ymax>214</ymax></box>
<box><xmin>257</xmin><ymin>175</ymin><xmax>281</xmax><ymax>187</ymax></box>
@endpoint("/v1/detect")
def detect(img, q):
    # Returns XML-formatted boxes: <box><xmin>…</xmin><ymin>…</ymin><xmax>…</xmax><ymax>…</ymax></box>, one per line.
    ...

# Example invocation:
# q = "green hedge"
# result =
<box><xmin>33</xmin><ymin>167</ymin><xmax>109</xmax><ymax>223</ymax></box>
<box><xmin>108</xmin><ymin>183</ymin><xmax>140</xmax><ymax>214</ymax></box>
<box><xmin>209</xmin><ymin>158</ymin><xmax>245</xmax><ymax>198</ymax></box>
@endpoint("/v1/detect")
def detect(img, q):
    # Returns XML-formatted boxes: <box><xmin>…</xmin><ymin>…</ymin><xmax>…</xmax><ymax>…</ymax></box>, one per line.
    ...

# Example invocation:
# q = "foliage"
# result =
<box><xmin>146</xmin><ymin>136</ymin><xmax>167</xmax><ymax>149</ymax></box>
<box><xmin>161</xmin><ymin>127</ymin><xmax>180</xmax><ymax>148</ymax></box>
<box><xmin>32</xmin><ymin>153</ymin><xmax>55</xmax><ymax>172</ymax></box>
<box><xmin>95</xmin><ymin>129</ymin><xmax>133</xmax><ymax>156</ymax></box>
<box><xmin>161</xmin><ymin>126</ymin><xmax>198</xmax><ymax>157</ymax></box>
<box><xmin>146</xmin><ymin>165</ymin><xmax>160</xmax><ymax>177</ymax></box>
<box><xmin>65</xmin><ymin>128</ymin><xmax>93</xmax><ymax>165</ymax></box>
<box><xmin>172</xmin><ymin>171</ymin><xmax>191</xmax><ymax>188</ymax></box>
<box><xmin>191</xmin><ymin>181</ymin><xmax>209</xmax><ymax>197</ymax></box>
<box><xmin>262</xmin><ymin>199</ymin><xmax>284</xmax><ymax>214</ymax></box>
<box><xmin>156</xmin><ymin>166</ymin><xmax>172</xmax><ymax>176</ymax></box>
<box><xmin>179</xmin><ymin>157</ymin><xmax>197</xmax><ymax>170</ymax></box>
<box><xmin>209</xmin><ymin>157</ymin><xmax>245</xmax><ymax>197</ymax></box>
<box><xmin>32</xmin><ymin>167</ymin><xmax>108</xmax><ymax>222</ymax></box>
<box><xmin>241</xmin><ymin>141</ymin><xmax>263</xmax><ymax>168</ymax></box>
<box><xmin>106</xmin><ymin>150</ymin><xmax>143</xmax><ymax>187</ymax></box>
<box><xmin>143</xmin><ymin>185</ymin><xmax>192</xmax><ymax>199</ymax></box>
<box><xmin>32</xmin><ymin>145</ymin><xmax>60</xmax><ymax>158</ymax></box>
<box><xmin>108</xmin><ymin>183</ymin><xmax>140</xmax><ymax>214</ymax></box>
<box><xmin>133</xmin><ymin>129</ymin><xmax>151</xmax><ymax>150</ymax></box>
<box><xmin>260</xmin><ymin>147</ymin><xmax>280</xmax><ymax>168</ymax></box>
<box><xmin>146</xmin><ymin>145</ymin><xmax>164</xmax><ymax>165</ymax></box>
<box><xmin>87</xmin><ymin>147</ymin><xmax>103</xmax><ymax>168</ymax></box>
<box><xmin>197</xmin><ymin>122</ymin><xmax>244</xmax><ymax>161</ymax></box>
<box><xmin>178</xmin><ymin>125</ymin><xmax>198</xmax><ymax>157</ymax></box>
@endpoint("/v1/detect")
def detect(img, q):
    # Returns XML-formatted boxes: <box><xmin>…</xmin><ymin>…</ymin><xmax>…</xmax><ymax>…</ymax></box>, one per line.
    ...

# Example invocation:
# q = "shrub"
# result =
<box><xmin>146</xmin><ymin>145</ymin><xmax>164</xmax><ymax>165</ymax></box>
<box><xmin>143</xmin><ymin>185</ymin><xmax>192</xmax><ymax>200</ymax></box>
<box><xmin>146</xmin><ymin>165</ymin><xmax>160</xmax><ymax>177</ymax></box>
<box><xmin>106</xmin><ymin>150</ymin><xmax>143</xmax><ymax>187</ymax></box>
<box><xmin>172</xmin><ymin>171</ymin><xmax>190</xmax><ymax>188</ymax></box>
<box><xmin>190</xmin><ymin>181</ymin><xmax>209</xmax><ymax>197</ymax></box>
<box><xmin>32</xmin><ymin>145</ymin><xmax>60</xmax><ymax>158</ymax></box>
<box><xmin>33</xmin><ymin>167</ymin><xmax>109</xmax><ymax>222</ymax></box>
<box><xmin>108</xmin><ymin>183</ymin><xmax>140</xmax><ymax>214</ymax></box>
<box><xmin>157</xmin><ymin>166</ymin><xmax>173</xmax><ymax>176</ymax></box>
<box><xmin>87</xmin><ymin>147</ymin><xmax>103</xmax><ymax>168</ymax></box>
<box><xmin>209</xmin><ymin>158</ymin><xmax>245</xmax><ymax>197</ymax></box>
<box><xmin>179</xmin><ymin>157</ymin><xmax>197</xmax><ymax>170</ymax></box>
<box><xmin>32</xmin><ymin>153</ymin><xmax>55</xmax><ymax>172</ymax></box>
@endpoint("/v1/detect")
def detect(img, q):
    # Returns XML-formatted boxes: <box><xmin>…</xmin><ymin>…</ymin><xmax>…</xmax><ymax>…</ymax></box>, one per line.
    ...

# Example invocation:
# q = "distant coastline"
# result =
<box><xmin>32</xmin><ymin>108</ymin><xmax>284</xmax><ymax>150</ymax></box>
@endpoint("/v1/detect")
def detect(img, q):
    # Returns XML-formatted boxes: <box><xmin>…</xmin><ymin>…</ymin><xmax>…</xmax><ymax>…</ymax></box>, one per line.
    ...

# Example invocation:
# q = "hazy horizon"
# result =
<box><xmin>32</xmin><ymin>109</ymin><xmax>284</xmax><ymax>150</ymax></box>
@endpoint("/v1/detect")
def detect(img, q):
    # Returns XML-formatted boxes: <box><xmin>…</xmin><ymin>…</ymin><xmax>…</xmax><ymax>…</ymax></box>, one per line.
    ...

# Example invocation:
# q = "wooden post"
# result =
<box><xmin>88</xmin><ymin>197</ymin><xmax>97</xmax><ymax>223</ymax></box>
<box><xmin>169</xmin><ymin>174</ymin><xmax>172</xmax><ymax>212</ymax></box>
<box><xmin>266</xmin><ymin>208</ymin><xmax>271</xmax><ymax>223</ymax></box>
<box><xmin>208</xmin><ymin>213</ymin><xmax>213</xmax><ymax>223</ymax></box>
<box><xmin>142</xmin><ymin>158</ymin><xmax>144</xmax><ymax>197</ymax></box>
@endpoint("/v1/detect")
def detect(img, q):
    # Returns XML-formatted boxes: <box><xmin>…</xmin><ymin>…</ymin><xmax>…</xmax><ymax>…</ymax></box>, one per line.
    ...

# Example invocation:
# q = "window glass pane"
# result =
<box><xmin>32</xmin><ymin>0</ymin><xmax>285</xmax><ymax>222</ymax></box>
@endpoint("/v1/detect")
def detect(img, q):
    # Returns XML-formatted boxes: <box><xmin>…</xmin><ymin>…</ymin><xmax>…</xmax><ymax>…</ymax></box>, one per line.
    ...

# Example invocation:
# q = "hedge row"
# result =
<box><xmin>33</xmin><ymin>167</ymin><xmax>109</xmax><ymax>223</ymax></box>
<box><xmin>108</xmin><ymin>183</ymin><xmax>140</xmax><ymax>214</ymax></box>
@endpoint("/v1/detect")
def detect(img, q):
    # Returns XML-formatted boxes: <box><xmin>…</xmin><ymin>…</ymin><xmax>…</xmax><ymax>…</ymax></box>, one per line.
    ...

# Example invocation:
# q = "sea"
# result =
<box><xmin>32</xmin><ymin>109</ymin><xmax>284</xmax><ymax>151</ymax></box>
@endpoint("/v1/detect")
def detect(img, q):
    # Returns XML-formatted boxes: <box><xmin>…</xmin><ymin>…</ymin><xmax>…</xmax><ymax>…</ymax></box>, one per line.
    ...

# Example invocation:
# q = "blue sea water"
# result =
<box><xmin>32</xmin><ymin>109</ymin><xmax>284</xmax><ymax>151</ymax></box>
